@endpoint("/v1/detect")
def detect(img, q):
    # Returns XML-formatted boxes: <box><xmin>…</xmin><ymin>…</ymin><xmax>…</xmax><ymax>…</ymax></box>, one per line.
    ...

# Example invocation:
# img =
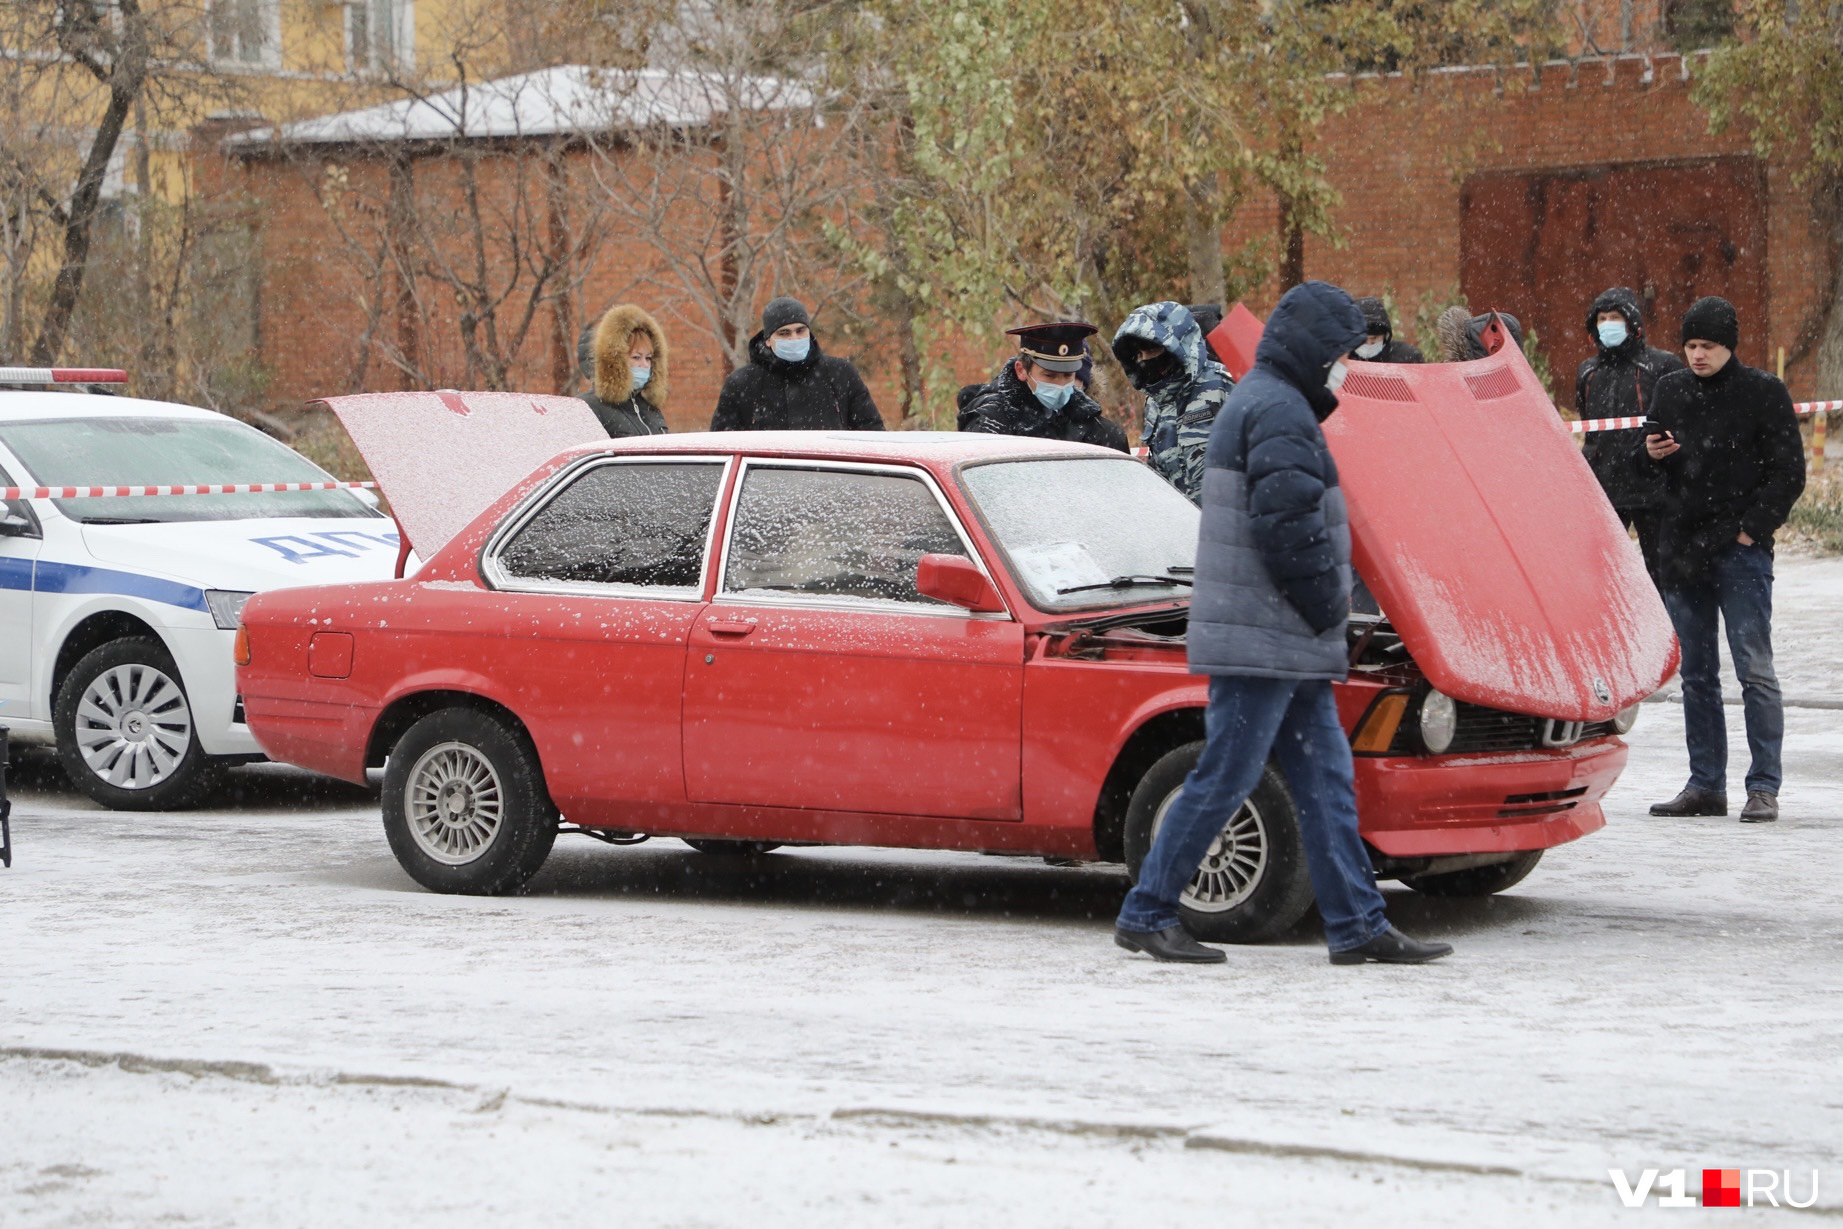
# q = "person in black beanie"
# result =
<box><xmin>1354</xmin><ymin>297</ymin><xmax>1424</xmax><ymax>364</ymax></box>
<box><xmin>710</xmin><ymin>296</ymin><xmax>884</xmax><ymax>431</ymax></box>
<box><xmin>1576</xmin><ymin>286</ymin><xmax>1685</xmax><ymax>578</ymax></box>
<box><xmin>1640</xmin><ymin>295</ymin><xmax>1805</xmax><ymax>823</ymax></box>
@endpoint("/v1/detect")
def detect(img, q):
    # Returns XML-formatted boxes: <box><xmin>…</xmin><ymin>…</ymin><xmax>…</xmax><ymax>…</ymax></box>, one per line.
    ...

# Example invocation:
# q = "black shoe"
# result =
<box><xmin>1740</xmin><ymin>791</ymin><xmax>1779</xmax><ymax>823</ymax></box>
<box><xmin>1649</xmin><ymin>787</ymin><xmax>1728</xmax><ymax>817</ymax></box>
<box><xmin>1114</xmin><ymin>925</ymin><xmax>1226</xmax><ymax>964</ymax></box>
<box><xmin>1329</xmin><ymin>926</ymin><xmax>1453</xmax><ymax>966</ymax></box>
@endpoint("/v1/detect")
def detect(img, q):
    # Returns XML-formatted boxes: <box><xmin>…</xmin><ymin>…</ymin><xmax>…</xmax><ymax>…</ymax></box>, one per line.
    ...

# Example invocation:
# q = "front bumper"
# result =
<box><xmin>1353</xmin><ymin>738</ymin><xmax>1626</xmax><ymax>857</ymax></box>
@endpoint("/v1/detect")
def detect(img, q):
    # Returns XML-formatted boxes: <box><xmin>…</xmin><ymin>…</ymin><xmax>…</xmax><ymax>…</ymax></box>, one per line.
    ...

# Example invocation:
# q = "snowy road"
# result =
<box><xmin>4</xmin><ymin>557</ymin><xmax>1840</xmax><ymax>1227</ymax></box>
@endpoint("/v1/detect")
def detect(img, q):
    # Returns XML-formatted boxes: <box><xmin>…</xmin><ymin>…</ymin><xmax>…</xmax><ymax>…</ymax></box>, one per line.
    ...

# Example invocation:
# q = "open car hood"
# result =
<box><xmin>314</xmin><ymin>390</ymin><xmax>604</xmax><ymax>558</ymax></box>
<box><xmin>1323</xmin><ymin>341</ymin><xmax>1677</xmax><ymax>721</ymax></box>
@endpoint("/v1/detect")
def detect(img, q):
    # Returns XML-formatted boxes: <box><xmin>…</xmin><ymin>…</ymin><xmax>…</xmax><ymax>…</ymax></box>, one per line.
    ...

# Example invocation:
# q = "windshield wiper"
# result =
<box><xmin>77</xmin><ymin>517</ymin><xmax>162</xmax><ymax>525</ymax></box>
<box><xmin>1057</xmin><ymin>574</ymin><xmax>1195</xmax><ymax>596</ymax></box>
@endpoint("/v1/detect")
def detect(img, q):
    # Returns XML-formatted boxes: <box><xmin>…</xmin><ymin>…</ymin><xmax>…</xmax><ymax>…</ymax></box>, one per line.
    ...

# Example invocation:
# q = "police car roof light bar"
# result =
<box><xmin>0</xmin><ymin>367</ymin><xmax>129</xmax><ymax>384</ymax></box>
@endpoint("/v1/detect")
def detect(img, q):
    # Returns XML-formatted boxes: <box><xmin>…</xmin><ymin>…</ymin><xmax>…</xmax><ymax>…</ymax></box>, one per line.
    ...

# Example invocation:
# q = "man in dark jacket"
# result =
<box><xmin>577</xmin><ymin>303</ymin><xmax>670</xmax><ymax>437</ymax></box>
<box><xmin>1112</xmin><ymin>301</ymin><xmax>1233</xmax><ymax>501</ymax></box>
<box><xmin>1576</xmin><ymin>287</ymin><xmax>1683</xmax><ymax>578</ymax></box>
<box><xmin>710</xmin><ymin>297</ymin><xmax>884</xmax><ymax>431</ymax></box>
<box><xmin>1641</xmin><ymin>296</ymin><xmax>1805</xmax><ymax>824</ymax></box>
<box><xmin>958</xmin><ymin>322</ymin><xmax>1127</xmax><ymax>451</ymax></box>
<box><xmin>1113</xmin><ymin>280</ymin><xmax>1452</xmax><ymax>967</ymax></box>
<box><xmin>1354</xmin><ymin>297</ymin><xmax>1424</xmax><ymax>364</ymax></box>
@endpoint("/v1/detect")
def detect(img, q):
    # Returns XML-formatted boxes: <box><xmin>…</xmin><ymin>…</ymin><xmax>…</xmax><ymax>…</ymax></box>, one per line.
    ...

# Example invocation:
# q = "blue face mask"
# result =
<box><xmin>630</xmin><ymin>364</ymin><xmax>651</xmax><ymax>391</ymax></box>
<box><xmin>1032</xmin><ymin>378</ymin><xmax>1075</xmax><ymax>411</ymax></box>
<box><xmin>1597</xmin><ymin>319</ymin><xmax>1629</xmax><ymax>348</ymax></box>
<box><xmin>772</xmin><ymin>336</ymin><xmax>811</xmax><ymax>363</ymax></box>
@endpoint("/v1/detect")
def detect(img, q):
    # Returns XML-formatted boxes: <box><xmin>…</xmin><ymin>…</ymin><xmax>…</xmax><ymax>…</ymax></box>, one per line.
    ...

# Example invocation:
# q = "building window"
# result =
<box><xmin>348</xmin><ymin>0</ymin><xmax>413</xmax><ymax>74</ymax></box>
<box><xmin>209</xmin><ymin>0</ymin><xmax>280</xmax><ymax>67</ymax></box>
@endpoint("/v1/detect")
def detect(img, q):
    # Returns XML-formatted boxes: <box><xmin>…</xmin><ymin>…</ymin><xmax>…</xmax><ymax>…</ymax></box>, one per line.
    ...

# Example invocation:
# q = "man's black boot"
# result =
<box><xmin>1329</xmin><ymin>926</ymin><xmax>1453</xmax><ymax>966</ymax></box>
<box><xmin>1740</xmin><ymin>791</ymin><xmax>1779</xmax><ymax>823</ymax></box>
<box><xmin>1649</xmin><ymin>787</ymin><xmax>1728</xmax><ymax>817</ymax></box>
<box><xmin>1114</xmin><ymin>924</ymin><xmax>1227</xmax><ymax>964</ymax></box>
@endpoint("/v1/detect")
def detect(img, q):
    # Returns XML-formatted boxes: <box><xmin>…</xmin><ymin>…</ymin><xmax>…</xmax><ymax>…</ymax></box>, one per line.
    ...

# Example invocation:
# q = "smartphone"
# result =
<box><xmin>1642</xmin><ymin>419</ymin><xmax>1673</xmax><ymax>440</ymax></box>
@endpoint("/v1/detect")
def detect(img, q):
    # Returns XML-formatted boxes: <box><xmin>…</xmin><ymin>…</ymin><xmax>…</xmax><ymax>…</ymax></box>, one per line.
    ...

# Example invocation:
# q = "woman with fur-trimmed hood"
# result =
<box><xmin>578</xmin><ymin>304</ymin><xmax>669</xmax><ymax>437</ymax></box>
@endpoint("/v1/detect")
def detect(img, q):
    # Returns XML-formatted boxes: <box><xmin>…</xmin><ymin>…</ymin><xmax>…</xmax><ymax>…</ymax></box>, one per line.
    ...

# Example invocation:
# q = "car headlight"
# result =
<box><xmin>1611</xmin><ymin>703</ymin><xmax>1641</xmax><ymax>735</ymax></box>
<box><xmin>1419</xmin><ymin>689</ymin><xmax>1457</xmax><ymax>754</ymax></box>
<box><xmin>206</xmin><ymin>589</ymin><xmax>255</xmax><ymax>631</ymax></box>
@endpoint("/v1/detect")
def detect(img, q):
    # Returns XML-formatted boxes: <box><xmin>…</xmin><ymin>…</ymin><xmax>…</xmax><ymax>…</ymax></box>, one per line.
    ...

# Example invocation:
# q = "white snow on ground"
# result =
<box><xmin>3</xmin><ymin>556</ymin><xmax>1840</xmax><ymax>1227</ymax></box>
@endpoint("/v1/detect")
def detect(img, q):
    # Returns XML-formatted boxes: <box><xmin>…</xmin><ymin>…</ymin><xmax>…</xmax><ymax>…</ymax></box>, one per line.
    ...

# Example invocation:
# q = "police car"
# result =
<box><xmin>0</xmin><ymin>369</ymin><xmax>402</xmax><ymax>809</ymax></box>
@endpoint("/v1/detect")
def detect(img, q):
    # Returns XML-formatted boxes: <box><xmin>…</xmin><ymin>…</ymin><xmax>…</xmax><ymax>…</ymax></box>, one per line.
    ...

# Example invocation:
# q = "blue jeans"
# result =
<box><xmin>1116</xmin><ymin>675</ymin><xmax>1390</xmax><ymax>952</ymax></box>
<box><xmin>1662</xmin><ymin>542</ymin><xmax>1783</xmax><ymax>795</ymax></box>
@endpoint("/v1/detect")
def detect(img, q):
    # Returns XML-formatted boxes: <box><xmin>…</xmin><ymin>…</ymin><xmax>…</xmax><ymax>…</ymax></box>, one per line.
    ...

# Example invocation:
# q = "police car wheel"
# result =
<box><xmin>1122</xmin><ymin>741</ymin><xmax>1316</xmax><ymax>945</ymax></box>
<box><xmin>1403</xmin><ymin>850</ymin><xmax>1543</xmax><ymax>897</ymax></box>
<box><xmin>682</xmin><ymin>838</ymin><xmax>783</xmax><ymax>856</ymax></box>
<box><xmin>382</xmin><ymin>708</ymin><xmax>558</xmax><ymax>895</ymax></box>
<box><xmin>53</xmin><ymin>636</ymin><xmax>223</xmax><ymax>811</ymax></box>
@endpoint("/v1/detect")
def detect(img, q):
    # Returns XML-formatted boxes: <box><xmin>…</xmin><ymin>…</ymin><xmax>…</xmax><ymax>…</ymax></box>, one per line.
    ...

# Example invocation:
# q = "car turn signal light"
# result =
<box><xmin>1350</xmin><ymin>691</ymin><xmax>1408</xmax><ymax>753</ymax></box>
<box><xmin>233</xmin><ymin>625</ymin><xmax>251</xmax><ymax>667</ymax></box>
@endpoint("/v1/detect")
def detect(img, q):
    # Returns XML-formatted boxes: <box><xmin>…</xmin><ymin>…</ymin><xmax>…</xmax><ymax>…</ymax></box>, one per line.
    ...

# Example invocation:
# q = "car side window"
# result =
<box><xmin>723</xmin><ymin>467</ymin><xmax>967</xmax><ymax>606</ymax></box>
<box><xmin>0</xmin><ymin>462</ymin><xmax>37</xmax><ymax>540</ymax></box>
<box><xmin>497</xmin><ymin>461</ymin><xmax>722</xmax><ymax>591</ymax></box>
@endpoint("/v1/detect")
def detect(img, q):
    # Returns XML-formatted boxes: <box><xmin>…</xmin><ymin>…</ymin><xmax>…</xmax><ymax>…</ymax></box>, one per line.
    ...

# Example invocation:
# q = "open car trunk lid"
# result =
<box><xmin>314</xmin><ymin>390</ymin><xmax>604</xmax><ymax>559</ymax></box>
<box><xmin>1322</xmin><ymin>342</ymin><xmax>1677</xmax><ymax>721</ymax></box>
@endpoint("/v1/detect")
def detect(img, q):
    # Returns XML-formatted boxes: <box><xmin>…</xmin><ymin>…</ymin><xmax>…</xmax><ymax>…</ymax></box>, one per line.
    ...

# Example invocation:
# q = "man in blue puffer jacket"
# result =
<box><xmin>1114</xmin><ymin>280</ymin><xmax>1454</xmax><ymax>967</ymax></box>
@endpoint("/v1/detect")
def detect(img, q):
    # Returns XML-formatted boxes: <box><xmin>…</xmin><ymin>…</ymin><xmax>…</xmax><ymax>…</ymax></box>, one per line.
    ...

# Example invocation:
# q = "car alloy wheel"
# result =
<box><xmin>1151</xmin><ymin>788</ymin><xmax>1267</xmax><ymax>913</ymax></box>
<box><xmin>73</xmin><ymin>661</ymin><xmax>195</xmax><ymax>790</ymax></box>
<box><xmin>404</xmin><ymin>740</ymin><xmax>506</xmax><ymax>865</ymax></box>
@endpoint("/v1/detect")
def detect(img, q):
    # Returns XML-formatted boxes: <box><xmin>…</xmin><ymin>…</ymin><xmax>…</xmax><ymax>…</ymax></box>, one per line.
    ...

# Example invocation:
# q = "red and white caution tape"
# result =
<box><xmin>1569</xmin><ymin>402</ymin><xmax>1839</xmax><ymax>433</ymax></box>
<box><xmin>0</xmin><ymin>367</ymin><xmax>128</xmax><ymax>384</ymax></box>
<box><xmin>2</xmin><ymin>480</ymin><xmax>376</xmax><ymax>500</ymax></box>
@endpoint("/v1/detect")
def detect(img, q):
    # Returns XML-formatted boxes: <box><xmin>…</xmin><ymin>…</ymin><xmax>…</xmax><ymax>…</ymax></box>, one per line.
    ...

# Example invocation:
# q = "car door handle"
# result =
<box><xmin>706</xmin><ymin>619</ymin><xmax>757</xmax><ymax>638</ymax></box>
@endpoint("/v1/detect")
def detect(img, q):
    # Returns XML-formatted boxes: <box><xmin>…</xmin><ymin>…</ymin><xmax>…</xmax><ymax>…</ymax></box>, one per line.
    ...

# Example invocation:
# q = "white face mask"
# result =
<box><xmin>1325</xmin><ymin>359</ymin><xmax>1350</xmax><ymax>393</ymax></box>
<box><xmin>1355</xmin><ymin>341</ymin><xmax>1384</xmax><ymax>360</ymax></box>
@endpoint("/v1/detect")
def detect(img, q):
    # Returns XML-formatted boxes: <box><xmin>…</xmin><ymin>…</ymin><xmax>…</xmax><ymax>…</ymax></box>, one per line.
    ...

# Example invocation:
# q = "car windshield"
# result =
<box><xmin>960</xmin><ymin>456</ymin><xmax>1199</xmax><ymax>611</ymax></box>
<box><xmin>0</xmin><ymin>416</ymin><xmax>379</xmax><ymax>524</ymax></box>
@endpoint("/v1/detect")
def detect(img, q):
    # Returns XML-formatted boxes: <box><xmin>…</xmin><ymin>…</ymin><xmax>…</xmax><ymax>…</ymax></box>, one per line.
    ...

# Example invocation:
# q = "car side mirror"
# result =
<box><xmin>0</xmin><ymin>502</ymin><xmax>37</xmax><ymax>539</ymax></box>
<box><xmin>916</xmin><ymin>553</ymin><xmax>1005</xmax><ymax>613</ymax></box>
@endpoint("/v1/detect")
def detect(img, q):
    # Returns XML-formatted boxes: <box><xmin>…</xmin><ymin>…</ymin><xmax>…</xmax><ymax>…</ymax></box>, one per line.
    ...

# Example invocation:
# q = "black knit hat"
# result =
<box><xmin>1355</xmin><ymin>296</ymin><xmax>1392</xmax><ymax>336</ymax></box>
<box><xmin>762</xmin><ymin>296</ymin><xmax>811</xmax><ymax>335</ymax></box>
<box><xmin>1681</xmin><ymin>296</ymin><xmax>1738</xmax><ymax>350</ymax></box>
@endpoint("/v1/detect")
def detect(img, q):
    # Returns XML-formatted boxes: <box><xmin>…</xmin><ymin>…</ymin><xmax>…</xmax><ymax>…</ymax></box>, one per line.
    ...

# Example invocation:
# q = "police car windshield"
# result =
<box><xmin>960</xmin><ymin>456</ymin><xmax>1199</xmax><ymax>611</ymax></box>
<box><xmin>0</xmin><ymin>417</ymin><xmax>379</xmax><ymax>524</ymax></box>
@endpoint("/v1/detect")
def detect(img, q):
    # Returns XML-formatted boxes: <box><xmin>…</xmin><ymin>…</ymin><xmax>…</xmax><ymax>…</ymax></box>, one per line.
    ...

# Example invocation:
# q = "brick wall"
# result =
<box><xmin>209</xmin><ymin>49</ymin><xmax>1835</xmax><ymax>431</ymax></box>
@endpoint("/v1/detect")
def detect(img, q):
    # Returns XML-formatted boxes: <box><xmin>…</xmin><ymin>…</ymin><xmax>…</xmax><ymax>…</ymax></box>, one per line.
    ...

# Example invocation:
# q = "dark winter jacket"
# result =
<box><xmin>1187</xmin><ymin>280</ymin><xmax>1366</xmax><ymax>680</ymax></box>
<box><xmin>956</xmin><ymin>360</ymin><xmax>1128</xmax><ymax>452</ymax></box>
<box><xmin>710</xmin><ymin>333</ymin><xmax>884</xmax><ymax>431</ymax></box>
<box><xmin>1575</xmin><ymin>287</ymin><xmax>1683</xmax><ymax>510</ymax></box>
<box><xmin>1369</xmin><ymin>337</ymin><xmax>1425</xmax><ymax>364</ymax></box>
<box><xmin>1112</xmin><ymin>301</ymin><xmax>1233</xmax><ymax>502</ymax></box>
<box><xmin>1638</xmin><ymin>359</ymin><xmax>1807</xmax><ymax>590</ymax></box>
<box><xmin>577</xmin><ymin>305</ymin><xmax>669</xmax><ymax>438</ymax></box>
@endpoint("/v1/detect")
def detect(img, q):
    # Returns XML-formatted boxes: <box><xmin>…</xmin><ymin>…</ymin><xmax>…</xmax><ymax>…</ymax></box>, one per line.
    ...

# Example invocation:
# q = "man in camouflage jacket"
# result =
<box><xmin>1112</xmin><ymin>302</ymin><xmax>1233</xmax><ymax>502</ymax></box>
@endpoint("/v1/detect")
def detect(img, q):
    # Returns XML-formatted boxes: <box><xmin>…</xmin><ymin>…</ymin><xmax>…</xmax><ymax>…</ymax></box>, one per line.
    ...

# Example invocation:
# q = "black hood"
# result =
<box><xmin>1253</xmin><ymin>280</ymin><xmax>1367</xmax><ymax>420</ymax></box>
<box><xmin>1585</xmin><ymin>287</ymin><xmax>1646</xmax><ymax>352</ymax></box>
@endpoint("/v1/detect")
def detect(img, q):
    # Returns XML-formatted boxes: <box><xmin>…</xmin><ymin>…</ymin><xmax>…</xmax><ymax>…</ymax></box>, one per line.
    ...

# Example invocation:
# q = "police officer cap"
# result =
<box><xmin>1007</xmin><ymin>321</ymin><xmax>1097</xmax><ymax>373</ymax></box>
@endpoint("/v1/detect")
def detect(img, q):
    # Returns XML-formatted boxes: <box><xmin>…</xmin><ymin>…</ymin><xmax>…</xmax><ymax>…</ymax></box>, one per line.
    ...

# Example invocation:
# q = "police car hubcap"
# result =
<box><xmin>405</xmin><ymin>742</ymin><xmax>504</xmax><ymax>865</ymax></box>
<box><xmin>74</xmin><ymin>664</ymin><xmax>194</xmax><ymax>790</ymax></box>
<box><xmin>1152</xmin><ymin>787</ymin><xmax>1268</xmax><ymax>913</ymax></box>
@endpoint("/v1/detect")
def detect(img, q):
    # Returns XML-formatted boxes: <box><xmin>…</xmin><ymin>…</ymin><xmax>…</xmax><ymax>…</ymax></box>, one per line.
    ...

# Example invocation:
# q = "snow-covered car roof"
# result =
<box><xmin>0</xmin><ymin>391</ymin><xmax>224</xmax><ymax>424</ymax></box>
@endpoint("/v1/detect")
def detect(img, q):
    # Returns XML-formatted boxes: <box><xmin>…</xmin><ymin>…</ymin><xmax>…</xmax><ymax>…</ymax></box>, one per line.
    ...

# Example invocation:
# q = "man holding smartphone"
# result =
<box><xmin>1640</xmin><ymin>296</ymin><xmax>1806</xmax><ymax>822</ymax></box>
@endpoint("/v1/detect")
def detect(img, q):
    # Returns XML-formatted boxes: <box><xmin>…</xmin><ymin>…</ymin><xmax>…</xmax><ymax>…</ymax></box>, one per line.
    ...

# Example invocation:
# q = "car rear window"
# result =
<box><xmin>0</xmin><ymin>416</ymin><xmax>377</xmax><ymax>524</ymax></box>
<box><xmin>495</xmin><ymin>460</ymin><xmax>723</xmax><ymax>592</ymax></box>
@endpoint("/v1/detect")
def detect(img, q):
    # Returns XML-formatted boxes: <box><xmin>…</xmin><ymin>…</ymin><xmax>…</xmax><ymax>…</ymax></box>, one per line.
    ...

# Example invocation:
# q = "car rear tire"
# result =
<box><xmin>1123</xmin><ymin>741</ymin><xmax>1316</xmax><ymax>945</ymax></box>
<box><xmin>53</xmin><ymin>636</ymin><xmax>223</xmax><ymax>811</ymax></box>
<box><xmin>682</xmin><ymin>838</ymin><xmax>782</xmax><ymax>856</ymax></box>
<box><xmin>1403</xmin><ymin>850</ymin><xmax>1543</xmax><ymax>897</ymax></box>
<box><xmin>382</xmin><ymin>708</ymin><xmax>558</xmax><ymax>895</ymax></box>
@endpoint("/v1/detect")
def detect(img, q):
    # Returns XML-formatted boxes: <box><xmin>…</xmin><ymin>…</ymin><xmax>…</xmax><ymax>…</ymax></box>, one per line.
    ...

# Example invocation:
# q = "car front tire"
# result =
<box><xmin>1122</xmin><ymin>741</ymin><xmax>1316</xmax><ymax>945</ymax></box>
<box><xmin>1403</xmin><ymin>849</ymin><xmax>1543</xmax><ymax>897</ymax></box>
<box><xmin>53</xmin><ymin>636</ymin><xmax>223</xmax><ymax>811</ymax></box>
<box><xmin>382</xmin><ymin>708</ymin><xmax>558</xmax><ymax>895</ymax></box>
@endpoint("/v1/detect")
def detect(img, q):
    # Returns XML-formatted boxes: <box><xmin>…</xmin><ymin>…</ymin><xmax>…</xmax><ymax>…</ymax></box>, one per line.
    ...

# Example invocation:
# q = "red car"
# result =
<box><xmin>237</xmin><ymin>350</ymin><xmax>1676</xmax><ymax>943</ymax></box>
